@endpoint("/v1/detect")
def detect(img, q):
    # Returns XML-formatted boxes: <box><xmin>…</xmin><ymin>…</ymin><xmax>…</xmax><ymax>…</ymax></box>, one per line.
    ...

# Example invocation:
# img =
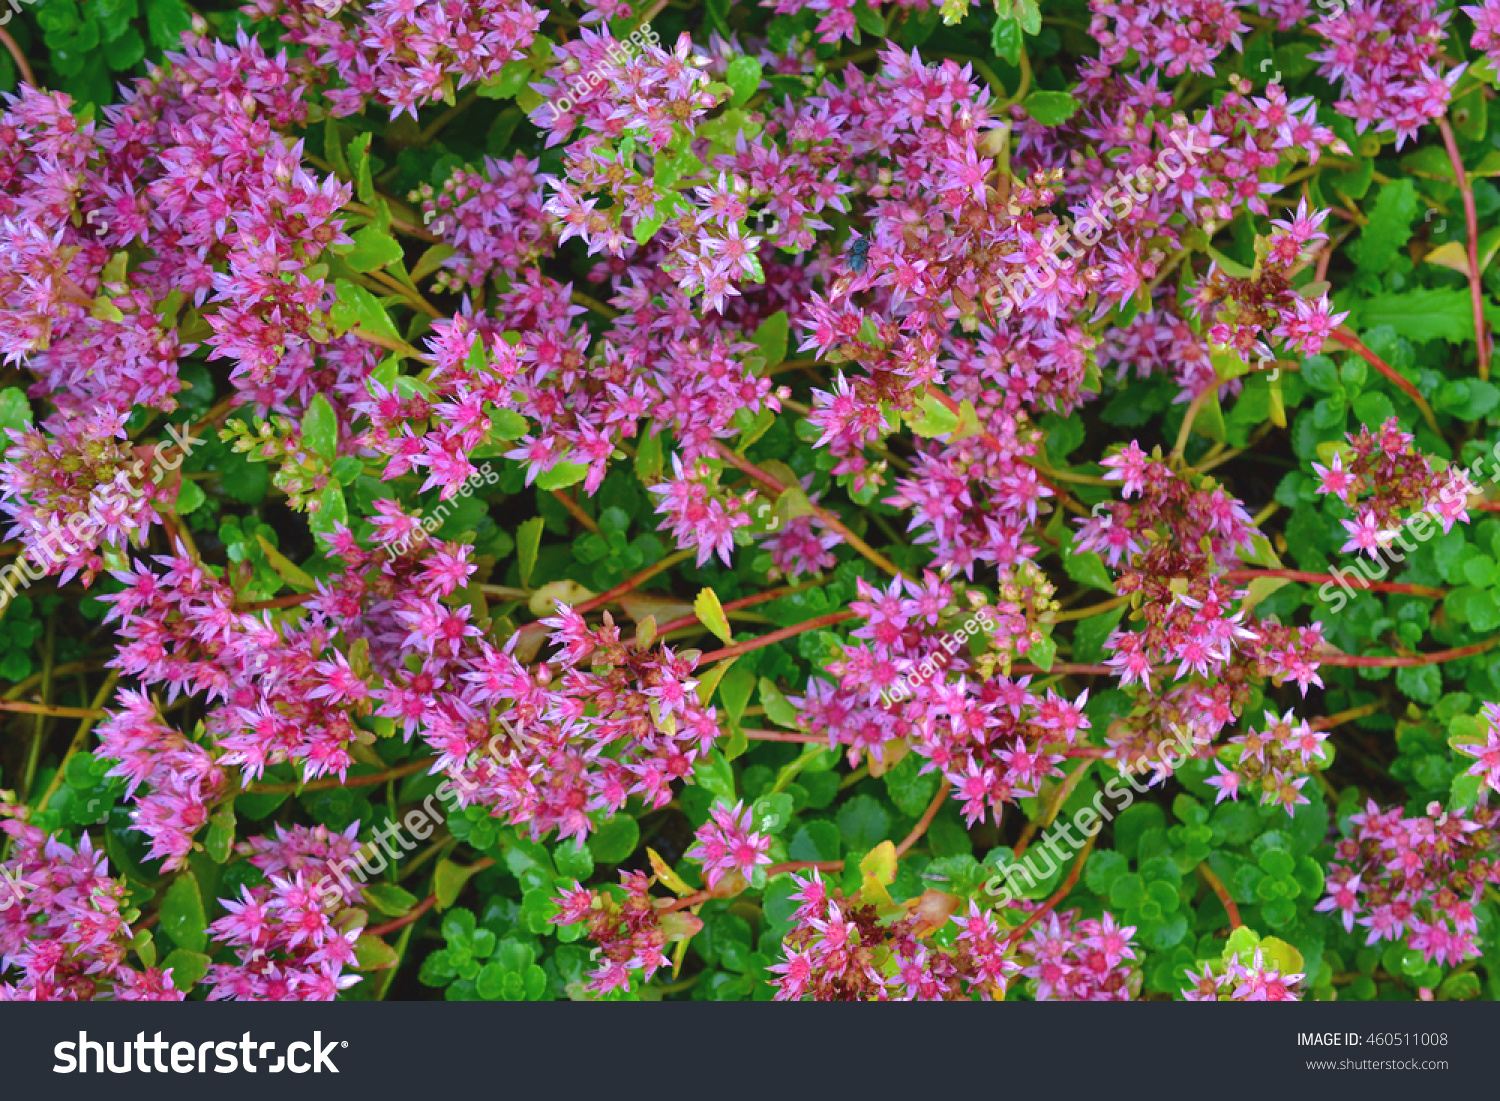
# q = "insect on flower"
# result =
<box><xmin>846</xmin><ymin>236</ymin><xmax>870</xmax><ymax>274</ymax></box>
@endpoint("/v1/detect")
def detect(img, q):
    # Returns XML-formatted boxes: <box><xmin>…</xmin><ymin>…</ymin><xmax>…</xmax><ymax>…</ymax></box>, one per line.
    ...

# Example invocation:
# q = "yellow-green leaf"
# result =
<box><xmin>1257</xmin><ymin>936</ymin><xmax>1305</xmax><ymax>978</ymax></box>
<box><xmin>205</xmin><ymin>802</ymin><xmax>235</xmax><ymax>863</ymax></box>
<box><xmin>256</xmin><ymin>535</ymin><xmax>316</xmax><ymax>592</ymax></box>
<box><xmin>772</xmin><ymin>484</ymin><xmax>817</xmax><ymax>528</ymax></box>
<box><xmin>1194</xmin><ymin>392</ymin><xmax>1226</xmax><ymax>442</ymax></box>
<box><xmin>536</xmin><ymin>461</ymin><xmax>588</xmax><ymax>490</ymax></box>
<box><xmin>860</xmin><ymin>840</ymin><xmax>898</xmax><ymax>886</ymax></box>
<box><xmin>758</xmin><ymin>677</ymin><xmax>799</xmax><ymax>728</ymax></box>
<box><xmin>1423</xmin><ymin>240</ymin><xmax>1471</xmax><ymax>276</ymax></box>
<box><xmin>635</xmin><ymin>422</ymin><xmax>664</xmax><ymax>483</ymax></box>
<box><xmin>517</xmin><ymin>516</ymin><xmax>544</xmax><ymax>589</ymax></box>
<box><xmin>411</xmin><ymin>243</ymin><xmax>456</xmax><ymax>283</ymax></box>
<box><xmin>1242</xmin><ymin>575</ymin><xmax>1290</xmax><ymax>612</ymax></box>
<box><xmin>364</xmin><ymin>883</ymin><xmax>419</xmax><ymax>918</ymax></box>
<box><xmin>695</xmin><ymin>656</ymin><xmax>737</xmax><ymax>705</ymax></box>
<box><xmin>343</xmin><ymin>226</ymin><xmax>405</xmax><ymax>273</ymax></box>
<box><xmin>695</xmin><ymin>588</ymin><xmax>734</xmax><ymax>645</ymax></box>
<box><xmin>354</xmin><ymin>932</ymin><xmax>400</xmax><ymax>970</ymax></box>
<box><xmin>527</xmin><ymin>579</ymin><xmax>594</xmax><ymax>618</ymax></box>
<box><xmin>648</xmin><ymin>847</ymin><xmax>697</xmax><ymax>896</ymax></box>
<box><xmin>434</xmin><ymin>858</ymin><xmax>480</xmax><ymax>911</ymax></box>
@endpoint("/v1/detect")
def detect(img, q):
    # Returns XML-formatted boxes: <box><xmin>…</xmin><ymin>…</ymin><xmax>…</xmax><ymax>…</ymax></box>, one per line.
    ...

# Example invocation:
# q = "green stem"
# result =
<box><xmin>21</xmin><ymin>618</ymin><xmax>54</xmax><ymax>800</ymax></box>
<box><xmin>36</xmin><ymin>672</ymin><xmax>120</xmax><ymax>814</ymax></box>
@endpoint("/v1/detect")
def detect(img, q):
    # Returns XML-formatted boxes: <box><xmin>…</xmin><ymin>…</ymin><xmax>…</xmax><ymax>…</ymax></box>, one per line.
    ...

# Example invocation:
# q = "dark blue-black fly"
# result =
<box><xmin>847</xmin><ymin>236</ymin><xmax>870</xmax><ymax>273</ymax></box>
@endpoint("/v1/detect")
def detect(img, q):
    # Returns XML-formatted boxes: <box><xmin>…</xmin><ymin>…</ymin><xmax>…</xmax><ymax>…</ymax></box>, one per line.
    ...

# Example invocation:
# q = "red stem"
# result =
<box><xmin>1317</xmin><ymin>635</ymin><xmax>1500</xmax><ymax>667</ymax></box>
<box><xmin>1004</xmin><ymin>837</ymin><xmax>1095</xmax><ymax>945</ymax></box>
<box><xmin>744</xmin><ymin>728</ymin><xmax>824</xmax><ymax>743</ymax></box>
<box><xmin>551</xmin><ymin>489</ymin><xmax>601</xmax><ymax>534</ymax></box>
<box><xmin>655</xmin><ymin>583</ymin><xmax>806</xmax><ymax>636</ymax></box>
<box><xmin>236</xmin><ymin>593</ymin><xmax>315</xmax><ymax>613</ymax></box>
<box><xmin>513</xmin><ymin>549</ymin><xmax>693</xmax><ymax>648</ymax></box>
<box><xmin>1311</xmin><ymin>702</ymin><xmax>1381</xmax><ymax>731</ymax></box>
<box><xmin>895</xmin><ymin>780</ymin><xmax>951</xmax><ymax>858</ymax></box>
<box><xmin>714</xmin><ymin>443</ymin><xmax>904</xmax><ymax>578</ymax></box>
<box><xmin>1438</xmin><ymin>116</ymin><xmax>1491</xmax><ymax>381</ymax></box>
<box><xmin>576</xmin><ymin>549</ymin><xmax>694</xmax><ymax>616</ymax></box>
<box><xmin>1011</xmin><ymin>662</ymin><xmax>1120</xmax><ymax>675</ymax></box>
<box><xmin>1197</xmin><ymin>864</ymin><xmax>1242</xmax><ymax>929</ymax></box>
<box><xmin>368</xmin><ymin>856</ymin><xmax>496</xmax><ymax>937</ymax></box>
<box><xmin>1331</xmin><ymin>329</ymin><xmax>1441</xmax><ymax>435</ymax></box>
<box><xmin>0</xmin><ymin>28</ymin><xmax>35</xmax><ymax>88</ymax></box>
<box><xmin>698</xmin><ymin>610</ymin><xmax>856</xmax><ymax>663</ymax></box>
<box><xmin>1225</xmin><ymin>568</ymin><xmax>1445</xmax><ymax>599</ymax></box>
<box><xmin>0</xmin><ymin>701</ymin><xmax>103</xmax><ymax>719</ymax></box>
<box><xmin>367</xmin><ymin>893</ymin><xmax>436</xmax><ymax>937</ymax></box>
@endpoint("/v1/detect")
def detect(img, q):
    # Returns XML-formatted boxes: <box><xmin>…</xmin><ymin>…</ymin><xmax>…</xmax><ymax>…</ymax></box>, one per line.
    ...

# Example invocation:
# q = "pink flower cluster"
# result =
<box><xmin>1190</xmin><ymin>198</ymin><xmax>1344</xmax><ymax>364</ymax></box>
<box><xmin>1313</xmin><ymin>418</ymin><xmax>1471</xmax><ymax>558</ymax></box>
<box><xmin>650</xmin><ymin>455</ymin><xmax>758</xmax><ymax>568</ymax></box>
<box><xmin>799</xmin><ymin>571</ymin><xmax>1092</xmax><ymax>826</ymax></box>
<box><xmin>769</xmin><ymin>872</ymin><xmax>1019</xmax><ymax>1000</ymax></box>
<box><xmin>552</xmin><ymin>870</ymin><xmax>703</xmax><ymax>994</ymax></box>
<box><xmin>0</xmin><ymin>30</ymin><xmax>377</xmax><ymax>473</ymax></box>
<box><xmin>359</xmin><ymin>289</ymin><xmax>783</xmax><ymax>563</ymax></box>
<box><xmin>537</xmin><ymin>32</ymin><xmax>754</xmax><ymax>308</ymax></box>
<box><xmin>1181</xmin><ymin>946</ymin><xmax>1304</xmax><ymax>1000</ymax></box>
<box><xmin>96</xmin><ymin>502</ymin><xmax>735</xmax><ymax>846</ymax></box>
<box><xmin>0</xmin><ymin>424</ymin><xmax>174</xmax><ymax>589</ymax></box>
<box><xmin>1088</xmin><ymin>0</ymin><xmax>1249</xmax><ymax>78</ymax></box>
<box><xmin>250</xmin><ymin>0</ymin><xmax>544</xmax><ymax>120</ymax></box>
<box><xmin>884</xmin><ymin>414</ymin><xmax>1050</xmax><ymax>577</ymax></box>
<box><xmin>96</xmin><ymin>688</ymin><xmax>227</xmax><ymax>870</ymax></box>
<box><xmin>0</xmin><ymin>803</ymin><xmax>183</xmax><ymax>1001</ymax></box>
<box><xmin>411</xmin><ymin>155</ymin><xmax>555</xmax><ymax>293</ymax></box>
<box><xmin>1080</xmin><ymin>446</ymin><xmax>1324</xmax><ymax>772</ymax></box>
<box><xmin>686</xmin><ymin>801</ymin><xmax>773</xmax><ymax>888</ymax></box>
<box><xmin>99</xmin><ymin>543</ymin><xmax>378</xmax><ymax>791</ymax></box>
<box><xmin>1060</xmin><ymin>76</ymin><xmax>1344</xmax><ymax>400</ymax></box>
<box><xmin>1468</xmin><ymin>0</ymin><xmax>1500</xmax><ymax>69</ymax></box>
<box><xmin>1205</xmin><ymin>708</ymin><xmax>1330</xmax><ymax>814</ymax></box>
<box><xmin>1456</xmin><ymin>702</ymin><xmax>1500</xmax><ymax>796</ymax></box>
<box><xmin>1013</xmin><ymin>910</ymin><xmax>1140</xmax><ymax>1000</ymax></box>
<box><xmin>1311</xmin><ymin>0</ymin><xmax>1458</xmax><ymax>147</ymax></box>
<box><xmin>205</xmin><ymin>824</ymin><xmax>368</xmax><ymax>1000</ymax></box>
<box><xmin>0</xmin><ymin>808</ymin><xmax>371</xmax><ymax>1001</ymax></box>
<box><xmin>1318</xmin><ymin>800</ymin><xmax>1500</xmax><ymax>967</ymax></box>
<box><xmin>452</xmin><ymin>601</ymin><xmax>723</xmax><ymax>839</ymax></box>
<box><xmin>757</xmin><ymin>0</ymin><xmax>946</xmax><ymax>45</ymax></box>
